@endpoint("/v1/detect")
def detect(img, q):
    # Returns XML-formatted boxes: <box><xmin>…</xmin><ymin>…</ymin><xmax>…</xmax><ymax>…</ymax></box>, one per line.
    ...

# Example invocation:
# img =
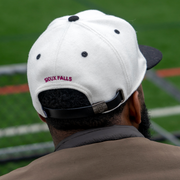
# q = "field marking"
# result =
<box><xmin>1</xmin><ymin>67</ymin><xmax>180</xmax><ymax>95</ymax></box>
<box><xmin>0</xmin><ymin>142</ymin><xmax>54</xmax><ymax>158</ymax></box>
<box><xmin>149</xmin><ymin>105</ymin><xmax>180</xmax><ymax>117</ymax></box>
<box><xmin>0</xmin><ymin>63</ymin><xmax>26</xmax><ymax>75</ymax></box>
<box><xmin>0</xmin><ymin>123</ymin><xmax>48</xmax><ymax>138</ymax></box>
<box><xmin>0</xmin><ymin>105</ymin><xmax>180</xmax><ymax>138</ymax></box>
<box><xmin>156</xmin><ymin>67</ymin><xmax>180</xmax><ymax>77</ymax></box>
<box><xmin>0</xmin><ymin>84</ymin><xmax>29</xmax><ymax>95</ymax></box>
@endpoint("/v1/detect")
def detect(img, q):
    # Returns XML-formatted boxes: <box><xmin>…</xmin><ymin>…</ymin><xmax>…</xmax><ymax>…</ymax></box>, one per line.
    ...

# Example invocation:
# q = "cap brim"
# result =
<box><xmin>139</xmin><ymin>45</ymin><xmax>162</xmax><ymax>70</ymax></box>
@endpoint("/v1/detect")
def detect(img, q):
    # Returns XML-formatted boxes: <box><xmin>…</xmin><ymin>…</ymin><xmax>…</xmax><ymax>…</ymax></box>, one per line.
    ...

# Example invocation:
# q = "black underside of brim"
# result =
<box><xmin>139</xmin><ymin>45</ymin><xmax>162</xmax><ymax>70</ymax></box>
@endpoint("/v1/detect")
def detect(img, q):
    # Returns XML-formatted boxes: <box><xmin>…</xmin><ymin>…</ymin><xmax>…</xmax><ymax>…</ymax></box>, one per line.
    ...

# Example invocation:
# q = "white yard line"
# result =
<box><xmin>0</xmin><ymin>123</ymin><xmax>48</xmax><ymax>138</ymax></box>
<box><xmin>149</xmin><ymin>105</ymin><xmax>180</xmax><ymax>118</ymax></box>
<box><xmin>0</xmin><ymin>63</ymin><xmax>27</xmax><ymax>75</ymax></box>
<box><xmin>1</xmin><ymin>105</ymin><xmax>180</xmax><ymax>138</ymax></box>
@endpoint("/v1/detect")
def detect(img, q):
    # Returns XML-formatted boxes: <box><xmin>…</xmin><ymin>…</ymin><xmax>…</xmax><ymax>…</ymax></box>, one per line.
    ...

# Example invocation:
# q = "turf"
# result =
<box><xmin>0</xmin><ymin>74</ymin><xmax>27</xmax><ymax>86</ymax></box>
<box><xmin>1</xmin><ymin>0</ymin><xmax>180</xmax><ymax>176</ymax></box>
<box><xmin>0</xmin><ymin>93</ymin><xmax>38</xmax><ymax>128</ymax></box>
<box><xmin>152</xmin><ymin>115</ymin><xmax>180</xmax><ymax>132</ymax></box>
<box><xmin>0</xmin><ymin>131</ymin><xmax>52</xmax><ymax>149</ymax></box>
<box><xmin>0</xmin><ymin>159</ymin><xmax>34</xmax><ymax>176</ymax></box>
<box><xmin>142</xmin><ymin>79</ymin><xmax>180</xmax><ymax>109</ymax></box>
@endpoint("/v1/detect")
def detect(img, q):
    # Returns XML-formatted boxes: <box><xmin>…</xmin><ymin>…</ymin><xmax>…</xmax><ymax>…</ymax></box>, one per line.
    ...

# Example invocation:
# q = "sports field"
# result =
<box><xmin>1</xmin><ymin>0</ymin><xmax>180</xmax><ymax>176</ymax></box>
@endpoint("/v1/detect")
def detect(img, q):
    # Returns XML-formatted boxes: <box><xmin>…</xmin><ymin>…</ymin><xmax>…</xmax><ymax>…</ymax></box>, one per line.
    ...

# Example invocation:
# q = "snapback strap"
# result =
<box><xmin>43</xmin><ymin>90</ymin><xmax>124</xmax><ymax>119</ymax></box>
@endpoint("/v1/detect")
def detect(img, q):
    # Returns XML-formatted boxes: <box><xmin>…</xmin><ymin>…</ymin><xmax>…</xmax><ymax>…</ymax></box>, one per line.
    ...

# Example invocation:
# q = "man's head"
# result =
<box><xmin>27</xmin><ymin>10</ymin><xmax>161</xmax><ymax>140</ymax></box>
<box><xmin>38</xmin><ymin>85</ymin><xmax>151</xmax><ymax>139</ymax></box>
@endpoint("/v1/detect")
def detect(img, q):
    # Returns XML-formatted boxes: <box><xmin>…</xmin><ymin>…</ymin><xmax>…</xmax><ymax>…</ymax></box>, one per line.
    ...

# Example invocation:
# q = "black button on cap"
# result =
<box><xmin>68</xmin><ymin>16</ymin><xmax>79</xmax><ymax>22</ymax></box>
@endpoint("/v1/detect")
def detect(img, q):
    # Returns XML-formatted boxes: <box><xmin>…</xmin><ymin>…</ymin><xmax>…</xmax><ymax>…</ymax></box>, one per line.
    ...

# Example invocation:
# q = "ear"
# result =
<box><xmin>38</xmin><ymin>113</ymin><xmax>47</xmax><ymax>123</ymax></box>
<box><xmin>128</xmin><ymin>90</ymin><xmax>141</xmax><ymax>127</ymax></box>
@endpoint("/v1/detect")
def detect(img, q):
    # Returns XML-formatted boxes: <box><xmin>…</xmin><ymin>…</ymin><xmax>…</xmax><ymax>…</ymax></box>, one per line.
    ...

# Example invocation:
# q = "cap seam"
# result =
<box><xmin>75</xmin><ymin>21</ymin><xmax>131</xmax><ymax>91</ymax></box>
<box><xmin>54</xmin><ymin>22</ymin><xmax>71</xmax><ymax>76</ymax></box>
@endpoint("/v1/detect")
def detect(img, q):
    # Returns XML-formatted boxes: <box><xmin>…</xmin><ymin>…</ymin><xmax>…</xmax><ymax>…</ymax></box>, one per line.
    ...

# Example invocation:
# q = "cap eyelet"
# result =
<box><xmin>114</xmin><ymin>29</ymin><xmax>120</xmax><ymax>34</ymax></box>
<box><xmin>36</xmin><ymin>54</ymin><xmax>41</xmax><ymax>60</ymax></box>
<box><xmin>81</xmin><ymin>51</ymin><xmax>88</xmax><ymax>57</ymax></box>
<box><xmin>68</xmin><ymin>16</ymin><xmax>79</xmax><ymax>22</ymax></box>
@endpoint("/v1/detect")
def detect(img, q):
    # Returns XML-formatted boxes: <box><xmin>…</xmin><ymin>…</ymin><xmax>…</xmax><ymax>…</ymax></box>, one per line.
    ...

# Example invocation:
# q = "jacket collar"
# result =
<box><xmin>55</xmin><ymin>125</ymin><xmax>144</xmax><ymax>151</ymax></box>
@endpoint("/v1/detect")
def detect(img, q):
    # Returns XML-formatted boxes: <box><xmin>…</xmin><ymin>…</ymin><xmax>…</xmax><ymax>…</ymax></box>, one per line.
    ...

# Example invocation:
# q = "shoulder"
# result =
<box><xmin>0</xmin><ymin>152</ymin><xmax>54</xmax><ymax>180</ymax></box>
<box><xmin>1</xmin><ymin>138</ymin><xmax>180</xmax><ymax>180</ymax></box>
<box><xmin>114</xmin><ymin>137</ymin><xmax>180</xmax><ymax>165</ymax></box>
<box><xmin>114</xmin><ymin>137</ymin><xmax>180</xmax><ymax>154</ymax></box>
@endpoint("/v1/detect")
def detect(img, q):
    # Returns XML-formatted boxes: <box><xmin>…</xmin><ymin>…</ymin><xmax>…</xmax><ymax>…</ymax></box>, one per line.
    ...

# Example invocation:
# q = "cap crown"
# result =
<box><xmin>27</xmin><ymin>10</ymin><xmax>146</xmax><ymax>117</ymax></box>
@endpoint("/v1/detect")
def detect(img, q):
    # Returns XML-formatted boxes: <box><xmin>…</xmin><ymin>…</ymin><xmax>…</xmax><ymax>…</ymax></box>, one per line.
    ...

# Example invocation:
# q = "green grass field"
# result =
<box><xmin>1</xmin><ymin>0</ymin><xmax>180</xmax><ymax>176</ymax></box>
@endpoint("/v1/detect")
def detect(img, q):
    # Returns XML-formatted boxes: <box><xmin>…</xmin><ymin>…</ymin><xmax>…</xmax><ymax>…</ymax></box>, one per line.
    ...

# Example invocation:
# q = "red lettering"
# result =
<box><xmin>44</xmin><ymin>76</ymin><xmax>72</xmax><ymax>83</ymax></box>
<box><xmin>44</xmin><ymin>78</ymin><xmax>49</xmax><ymax>82</ymax></box>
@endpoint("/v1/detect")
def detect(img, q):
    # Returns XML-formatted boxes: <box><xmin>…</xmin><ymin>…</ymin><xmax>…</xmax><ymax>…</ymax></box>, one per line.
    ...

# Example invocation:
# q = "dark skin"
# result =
<box><xmin>38</xmin><ymin>84</ymin><xmax>144</xmax><ymax>148</ymax></box>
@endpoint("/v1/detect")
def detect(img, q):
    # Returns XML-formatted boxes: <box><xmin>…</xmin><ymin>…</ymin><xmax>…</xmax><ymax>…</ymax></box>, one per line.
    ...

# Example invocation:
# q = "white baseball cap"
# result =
<box><xmin>27</xmin><ymin>10</ymin><xmax>162</xmax><ymax>119</ymax></box>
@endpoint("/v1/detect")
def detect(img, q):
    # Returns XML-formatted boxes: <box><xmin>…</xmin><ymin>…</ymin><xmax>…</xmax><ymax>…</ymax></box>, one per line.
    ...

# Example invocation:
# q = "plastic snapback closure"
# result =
<box><xmin>42</xmin><ymin>90</ymin><xmax>124</xmax><ymax>119</ymax></box>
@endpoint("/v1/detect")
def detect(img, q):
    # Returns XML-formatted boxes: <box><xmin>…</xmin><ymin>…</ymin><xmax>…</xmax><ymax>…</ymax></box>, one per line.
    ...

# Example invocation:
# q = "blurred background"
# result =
<box><xmin>1</xmin><ymin>0</ymin><xmax>180</xmax><ymax>176</ymax></box>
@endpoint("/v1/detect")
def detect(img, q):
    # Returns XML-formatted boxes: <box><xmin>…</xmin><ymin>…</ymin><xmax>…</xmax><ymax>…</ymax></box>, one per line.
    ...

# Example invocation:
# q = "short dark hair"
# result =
<box><xmin>38</xmin><ymin>89</ymin><xmax>126</xmax><ymax>130</ymax></box>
